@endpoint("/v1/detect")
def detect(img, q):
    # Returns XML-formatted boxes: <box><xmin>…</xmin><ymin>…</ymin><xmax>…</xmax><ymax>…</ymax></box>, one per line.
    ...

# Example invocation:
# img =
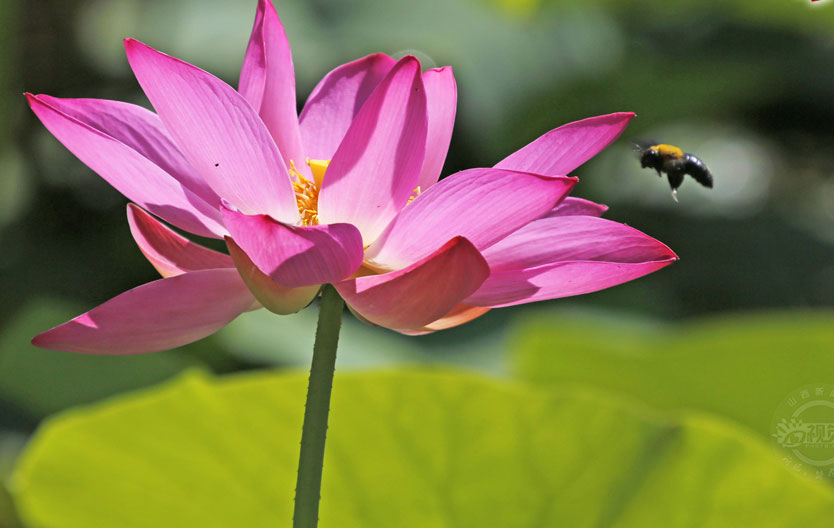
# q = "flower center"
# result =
<box><xmin>289</xmin><ymin>159</ymin><xmax>422</xmax><ymax>228</ymax></box>
<box><xmin>290</xmin><ymin>159</ymin><xmax>330</xmax><ymax>226</ymax></box>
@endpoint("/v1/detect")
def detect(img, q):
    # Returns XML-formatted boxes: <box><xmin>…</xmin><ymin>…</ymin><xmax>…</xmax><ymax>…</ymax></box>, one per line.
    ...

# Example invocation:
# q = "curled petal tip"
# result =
<box><xmin>31</xmin><ymin>326</ymin><xmax>69</xmax><ymax>351</ymax></box>
<box><xmin>219</xmin><ymin>199</ymin><xmax>239</xmax><ymax>213</ymax></box>
<box><xmin>31</xmin><ymin>328</ymin><xmax>62</xmax><ymax>350</ymax></box>
<box><xmin>554</xmin><ymin>174</ymin><xmax>580</xmax><ymax>187</ymax></box>
<box><xmin>25</xmin><ymin>93</ymin><xmax>46</xmax><ymax>106</ymax></box>
<box><xmin>24</xmin><ymin>93</ymin><xmax>39</xmax><ymax>109</ymax></box>
<box><xmin>657</xmin><ymin>241</ymin><xmax>678</xmax><ymax>261</ymax></box>
<box><xmin>448</xmin><ymin>234</ymin><xmax>477</xmax><ymax>249</ymax></box>
<box><xmin>368</xmin><ymin>52</ymin><xmax>394</xmax><ymax>61</ymax></box>
<box><xmin>123</xmin><ymin>38</ymin><xmax>156</xmax><ymax>57</ymax></box>
<box><xmin>496</xmin><ymin>113</ymin><xmax>636</xmax><ymax>177</ymax></box>
<box><xmin>123</xmin><ymin>38</ymin><xmax>148</xmax><ymax>56</ymax></box>
<box><xmin>397</xmin><ymin>55</ymin><xmax>421</xmax><ymax>67</ymax></box>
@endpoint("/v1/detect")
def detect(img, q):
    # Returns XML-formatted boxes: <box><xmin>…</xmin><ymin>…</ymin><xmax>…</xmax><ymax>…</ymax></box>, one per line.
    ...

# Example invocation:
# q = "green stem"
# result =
<box><xmin>293</xmin><ymin>284</ymin><xmax>344</xmax><ymax>528</ymax></box>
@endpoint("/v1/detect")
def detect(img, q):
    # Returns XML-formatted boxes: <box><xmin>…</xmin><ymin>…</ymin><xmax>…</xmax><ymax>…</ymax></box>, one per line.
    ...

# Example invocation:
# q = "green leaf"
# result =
<box><xmin>0</xmin><ymin>299</ymin><xmax>202</xmax><ymax>419</ymax></box>
<box><xmin>513</xmin><ymin>310</ymin><xmax>834</xmax><ymax>451</ymax></box>
<box><xmin>12</xmin><ymin>369</ymin><xmax>834</xmax><ymax>527</ymax></box>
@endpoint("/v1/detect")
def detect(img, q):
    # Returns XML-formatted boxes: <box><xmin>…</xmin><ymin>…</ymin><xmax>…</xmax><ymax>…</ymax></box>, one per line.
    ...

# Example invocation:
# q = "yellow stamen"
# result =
<box><xmin>288</xmin><ymin>160</ymin><xmax>305</xmax><ymax>183</ymax></box>
<box><xmin>288</xmin><ymin>159</ymin><xmax>332</xmax><ymax>226</ymax></box>
<box><xmin>293</xmin><ymin>178</ymin><xmax>319</xmax><ymax>226</ymax></box>
<box><xmin>406</xmin><ymin>185</ymin><xmax>422</xmax><ymax>205</ymax></box>
<box><xmin>289</xmin><ymin>160</ymin><xmax>419</xmax><ymax>226</ymax></box>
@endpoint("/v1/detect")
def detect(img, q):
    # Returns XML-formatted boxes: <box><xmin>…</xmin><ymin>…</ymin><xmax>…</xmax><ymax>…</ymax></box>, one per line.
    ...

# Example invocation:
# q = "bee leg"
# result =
<box><xmin>667</xmin><ymin>171</ymin><xmax>684</xmax><ymax>192</ymax></box>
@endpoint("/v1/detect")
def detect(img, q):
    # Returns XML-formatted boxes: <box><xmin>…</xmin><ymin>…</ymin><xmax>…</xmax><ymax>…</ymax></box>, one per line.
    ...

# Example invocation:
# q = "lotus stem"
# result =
<box><xmin>293</xmin><ymin>284</ymin><xmax>343</xmax><ymax>528</ymax></box>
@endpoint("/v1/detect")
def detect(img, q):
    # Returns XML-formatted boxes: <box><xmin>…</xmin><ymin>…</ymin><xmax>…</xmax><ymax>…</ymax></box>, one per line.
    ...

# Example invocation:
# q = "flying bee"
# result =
<box><xmin>635</xmin><ymin>142</ymin><xmax>713</xmax><ymax>201</ymax></box>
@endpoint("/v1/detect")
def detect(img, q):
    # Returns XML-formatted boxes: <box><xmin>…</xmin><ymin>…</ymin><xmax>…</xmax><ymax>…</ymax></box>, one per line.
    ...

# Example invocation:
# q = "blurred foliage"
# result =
<box><xmin>0</xmin><ymin>300</ymin><xmax>200</xmax><ymax>422</ymax></box>
<box><xmin>218</xmin><ymin>303</ymin><xmax>508</xmax><ymax>372</ymax></box>
<box><xmin>12</xmin><ymin>369</ymin><xmax>834</xmax><ymax>527</ymax></box>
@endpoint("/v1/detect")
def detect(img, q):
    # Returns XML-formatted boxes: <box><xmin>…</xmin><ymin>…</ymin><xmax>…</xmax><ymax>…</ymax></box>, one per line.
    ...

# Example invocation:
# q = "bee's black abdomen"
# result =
<box><xmin>684</xmin><ymin>153</ymin><xmax>713</xmax><ymax>188</ymax></box>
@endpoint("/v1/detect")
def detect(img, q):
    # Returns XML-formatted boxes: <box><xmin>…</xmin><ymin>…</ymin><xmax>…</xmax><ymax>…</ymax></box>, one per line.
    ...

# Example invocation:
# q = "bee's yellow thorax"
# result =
<box><xmin>652</xmin><ymin>144</ymin><xmax>684</xmax><ymax>160</ymax></box>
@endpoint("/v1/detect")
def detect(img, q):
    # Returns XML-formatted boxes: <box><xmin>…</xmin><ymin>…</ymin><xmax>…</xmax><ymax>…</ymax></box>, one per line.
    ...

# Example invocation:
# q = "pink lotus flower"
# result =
<box><xmin>30</xmin><ymin>0</ymin><xmax>676</xmax><ymax>354</ymax></box>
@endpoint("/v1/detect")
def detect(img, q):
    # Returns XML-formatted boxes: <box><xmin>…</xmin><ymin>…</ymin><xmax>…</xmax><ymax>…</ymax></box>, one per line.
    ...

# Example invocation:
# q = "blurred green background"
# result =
<box><xmin>2</xmin><ymin>0</ymin><xmax>834</xmax><ymax>525</ymax></box>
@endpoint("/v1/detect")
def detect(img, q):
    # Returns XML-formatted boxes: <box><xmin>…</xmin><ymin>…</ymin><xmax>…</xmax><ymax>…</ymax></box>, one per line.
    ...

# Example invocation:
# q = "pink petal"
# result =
<box><xmin>467</xmin><ymin>216</ymin><xmax>677</xmax><ymax>307</ymax></box>
<box><xmin>226</xmin><ymin>237</ymin><xmax>319</xmax><ymax>314</ymax></box>
<box><xmin>417</xmin><ymin>67</ymin><xmax>456</xmax><ymax>191</ymax></box>
<box><xmin>221</xmin><ymin>206</ymin><xmax>364</xmax><ymax>287</ymax></box>
<box><xmin>124</xmin><ymin>39</ymin><xmax>299</xmax><ymax>222</ymax></box>
<box><xmin>317</xmin><ymin>56</ymin><xmax>428</xmax><ymax>244</ymax></box>
<box><xmin>127</xmin><ymin>203</ymin><xmax>234</xmax><ymax>278</ymax></box>
<box><xmin>465</xmin><ymin>260</ymin><xmax>676</xmax><ymax>308</ymax></box>
<box><xmin>395</xmin><ymin>304</ymin><xmax>490</xmax><ymax>335</ymax></box>
<box><xmin>298</xmin><ymin>53</ymin><xmax>396</xmax><ymax>160</ymax></box>
<box><xmin>545</xmin><ymin>196</ymin><xmax>608</xmax><ymax>218</ymax></box>
<box><xmin>495</xmin><ymin>112</ymin><xmax>635</xmax><ymax>176</ymax></box>
<box><xmin>34</xmin><ymin>95</ymin><xmax>220</xmax><ymax>208</ymax></box>
<box><xmin>481</xmin><ymin>216</ymin><xmax>677</xmax><ymax>271</ymax></box>
<box><xmin>238</xmin><ymin>0</ymin><xmax>306</xmax><ymax>177</ymax></box>
<box><xmin>26</xmin><ymin>93</ymin><xmax>226</xmax><ymax>239</ymax></box>
<box><xmin>336</xmin><ymin>237</ymin><xmax>489</xmax><ymax>329</ymax></box>
<box><xmin>364</xmin><ymin>168</ymin><xmax>577</xmax><ymax>270</ymax></box>
<box><xmin>31</xmin><ymin>269</ymin><xmax>255</xmax><ymax>355</ymax></box>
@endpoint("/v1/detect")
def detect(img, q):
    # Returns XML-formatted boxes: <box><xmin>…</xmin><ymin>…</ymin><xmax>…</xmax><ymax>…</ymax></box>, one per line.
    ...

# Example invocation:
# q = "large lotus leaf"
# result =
<box><xmin>11</xmin><ymin>369</ymin><xmax>834</xmax><ymax>527</ymax></box>
<box><xmin>513</xmin><ymin>310</ymin><xmax>834</xmax><ymax>440</ymax></box>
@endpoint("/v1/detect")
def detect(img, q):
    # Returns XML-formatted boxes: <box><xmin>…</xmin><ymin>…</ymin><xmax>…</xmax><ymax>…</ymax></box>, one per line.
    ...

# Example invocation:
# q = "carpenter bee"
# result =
<box><xmin>636</xmin><ymin>142</ymin><xmax>713</xmax><ymax>201</ymax></box>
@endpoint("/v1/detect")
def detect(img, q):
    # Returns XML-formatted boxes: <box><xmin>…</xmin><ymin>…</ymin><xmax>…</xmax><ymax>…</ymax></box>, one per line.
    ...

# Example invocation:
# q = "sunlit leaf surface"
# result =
<box><xmin>514</xmin><ymin>310</ymin><xmax>834</xmax><ymax>444</ymax></box>
<box><xmin>12</xmin><ymin>369</ymin><xmax>834</xmax><ymax>527</ymax></box>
